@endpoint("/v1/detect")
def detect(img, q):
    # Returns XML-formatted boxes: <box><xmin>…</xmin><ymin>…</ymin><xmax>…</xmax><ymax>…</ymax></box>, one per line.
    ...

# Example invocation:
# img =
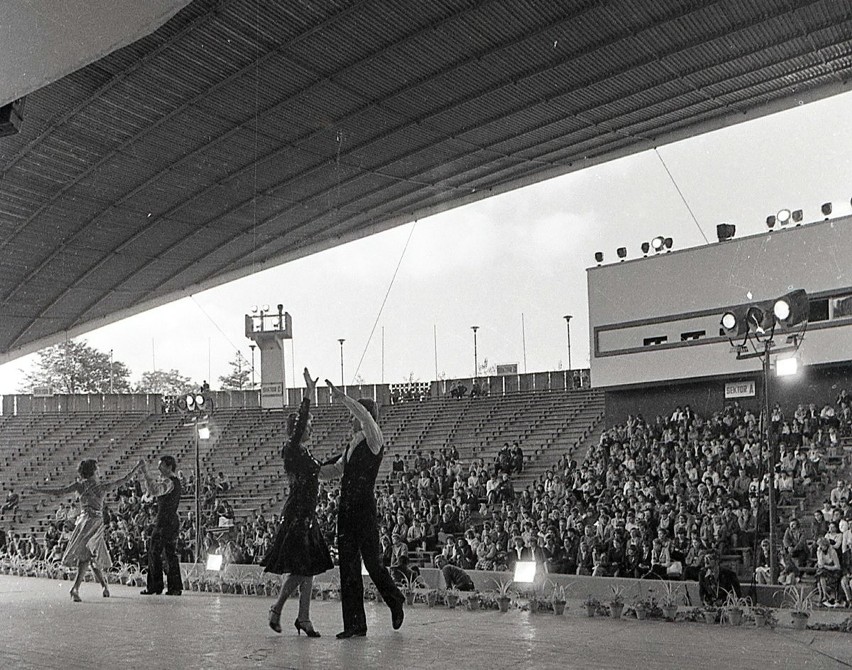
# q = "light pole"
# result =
<box><xmin>109</xmin><ymin>349</ymin><xmax>114</xmax><ymax>394</ymax></box>
<box><xmin>188</xmin><ymin>414</ymin><xmax>210</xmax><ymax>564</ymax></box>
<box><xmin>563</xmin><ymin>315</ymin><xmax>572</xmax><ymax>376</ymax></box>
<box><xmin>471</xmin><ymin>326</ymin><xmax>479</xmax><ymax>377</ymax></box>
<box><xmin>249</xmin><ymin>344</ymin><xmax>256</xmax><ymax>389</ymax></box>
<box><xmin>338</xmin><ymin>339</ymin><xmax>345</xmax><ymax>387</ymax></box>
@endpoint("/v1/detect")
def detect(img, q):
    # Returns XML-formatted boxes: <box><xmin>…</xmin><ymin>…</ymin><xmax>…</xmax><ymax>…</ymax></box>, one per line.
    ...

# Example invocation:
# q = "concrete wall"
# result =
<box><xmin>589</xmin><ymin>215</ymin><xmax>852</xmax><ymax>388</ymax></box>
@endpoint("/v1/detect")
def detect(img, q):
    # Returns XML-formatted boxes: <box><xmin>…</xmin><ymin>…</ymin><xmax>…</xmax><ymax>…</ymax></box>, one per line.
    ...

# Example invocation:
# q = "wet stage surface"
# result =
<box><xmin>1</xmin><ymin>575</ymin><xmax>850</xmax><ymax>669</ymax></box>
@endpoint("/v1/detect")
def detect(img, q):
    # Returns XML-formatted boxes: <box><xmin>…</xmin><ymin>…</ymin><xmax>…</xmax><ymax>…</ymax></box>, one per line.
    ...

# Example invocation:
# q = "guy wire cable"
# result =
<box><xmin>351</xmin><ymin>220</ymin><xmax>417</xmax><ymax>383</ymax></box>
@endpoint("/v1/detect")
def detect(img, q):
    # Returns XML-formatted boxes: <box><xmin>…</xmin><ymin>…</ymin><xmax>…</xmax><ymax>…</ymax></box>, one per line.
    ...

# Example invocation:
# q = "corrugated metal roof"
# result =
<box><xmin>1</xmin><ymin>0</ymin><xmax>851</xmax><ymax>359</ymax></box>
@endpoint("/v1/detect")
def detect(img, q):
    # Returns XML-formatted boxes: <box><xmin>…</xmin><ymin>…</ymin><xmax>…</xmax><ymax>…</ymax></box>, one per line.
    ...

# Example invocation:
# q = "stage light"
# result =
<box><xmin>513</xmin><ymin>561</ymin><xmax>537</xmax><ymax>583</ymax></box>
<box><xmin>664</xmin><ymin>237</ymin><xmax>673</xmax><ymax>251</ymax></box>
<box><xmin>206</xmin><ymin>553</ymin><xmax>223</xmax><ymax>571</ymax></box>
<box><xmin>250</xmin><ymin>305</ymin><xmax>258</xmax><ymax>314</ymax></box>
<box><xmin>720</xmin><ymin>307</ymin><xmax>748</xmax><ymax>337</ymax></box>
<box><xmin>277</xmin><ymin>303</ymin><xmax>284</xmax><ymax>312</ymax></box>
<box><xmin>716</xmin><ymin>223</ymin><xmax>736</xmax><ymax>242</ymax></box>
<box><xmin>792</xmin><ymin>209</ymin><xmax>803</xmax><ymax>224</ymax></box>
<box><xmin>195</xmin><ymin>394</ymin><xmax>205</xmax><ymax>409</ymax></box>
<box><xmin>177</xmin><ymin>396</ymin><xmax>189</xmax><ymax>411</ymax></box>
<box><xmin>766</xmin><ymin>215</ymin><xmax>776</xmax><ymax>229</ymax></box>
<box><xmin>821</xmin><ymin>202</ymin><xmax>832</xmax><ymax>217</ymax></box>
<box><xmin>651</xmin><ymin>236</ymin><xmax>665</xmax><ymax>252</ymax></box>
<box><xmin>777</xmin><ymin>209</ymin><xmax>791</xmax><ymax>225</ymax></box>
<box><xmin>773</xmin><ymin>289</ymin><xmax>809</xmax><ymax>328</ymax></box>
<box><xmin>776</xmin><ymin>357</ymin><xmax>798</xmax><ymax>377</ymax></box>
<box><xmin>261</xmin><ymin>304</ymin><xmax>270</xmax><ymax>312</ymax></box>
<box><xmin>197</xmin><ymin>422</ymin><xmax>211</xmax><ymax>440</ymax></box>
<box><xmin>746</xmin><ymin>304</ymin><xmax>774</xmax><ymax>334</ymax></box>
<box><xmin>594</xmin><ymin>251</ymin><xmax>603</xmax><ymax>265</ymax></box>
<box><xmin>641</xmin><ymin>242</ymin><xmax>650</xmax><ymax>256</ymax></box>
<box><xmin>617</xmin><ymin>247</ymin><xmax>627</xmax><ymax>260</ymax></box>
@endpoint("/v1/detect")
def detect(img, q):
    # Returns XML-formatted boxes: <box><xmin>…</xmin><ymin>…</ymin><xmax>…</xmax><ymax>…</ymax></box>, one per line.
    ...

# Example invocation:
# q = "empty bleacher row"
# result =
<box><xmin>0</xmin><ymin>388</ymin><xmax>605</xmax><ymax>535</ymax></box>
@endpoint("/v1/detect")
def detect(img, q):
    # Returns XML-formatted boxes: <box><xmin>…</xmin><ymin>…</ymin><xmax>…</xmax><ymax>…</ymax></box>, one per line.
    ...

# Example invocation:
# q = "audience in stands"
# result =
<box><xmin>2</xmin><ymin>390</ymin><xmax>850</xmax><ymax>611</ymax></box>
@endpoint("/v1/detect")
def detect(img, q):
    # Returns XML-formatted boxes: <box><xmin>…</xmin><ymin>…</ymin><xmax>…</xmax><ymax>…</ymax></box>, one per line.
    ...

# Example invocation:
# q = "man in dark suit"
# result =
<box><xmin>138</xmin><ymin>455</ymin><xmax>183</xmax><ymax>596</ymax></box>
<box><xmin>321</xmin><ymin>382</ymin><xmax>404</xmax><ymax>638</ymax></box>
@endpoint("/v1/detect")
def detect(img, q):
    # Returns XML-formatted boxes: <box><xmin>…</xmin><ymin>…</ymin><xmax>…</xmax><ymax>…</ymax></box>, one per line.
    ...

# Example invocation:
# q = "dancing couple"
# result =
<box><xmin>262</xmin><ymin>368</ymin><xmax>404</xmax><ymax>638</ymax></box>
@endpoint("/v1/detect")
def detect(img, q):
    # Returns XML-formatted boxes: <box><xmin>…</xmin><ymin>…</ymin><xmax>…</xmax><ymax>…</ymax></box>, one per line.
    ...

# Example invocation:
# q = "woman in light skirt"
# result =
<box><xmin>29</xmin><ymin>458</ymin><xmax>140</xmax><ymax>601</ymax></box>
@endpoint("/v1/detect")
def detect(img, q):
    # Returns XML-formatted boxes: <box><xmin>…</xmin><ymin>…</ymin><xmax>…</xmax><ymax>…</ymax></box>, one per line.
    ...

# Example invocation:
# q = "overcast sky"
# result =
<box><xmin>2</xmin><ymin>89</ymin><xmax>852</xmax><ymax>394</ymax></box>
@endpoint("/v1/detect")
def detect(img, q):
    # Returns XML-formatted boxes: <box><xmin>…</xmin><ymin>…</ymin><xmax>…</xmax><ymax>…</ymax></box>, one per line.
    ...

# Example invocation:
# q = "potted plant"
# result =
<box><xmin>444</xmin><ymin>587</ymin><xmax>461</xmax><ymax>609</ymax></box>
<box><xmin>608</xmin><ymin>585</ymin><xmax>625</xmax><ymax>619</ymax></box>
<box><xmin>490</xmin><ymin>577</ymin><xmax>514</xmax><ymax>613</ymax></box>
<box><xmin>583</xmin><ymin>594</ymin><xmax>600</xmax><ymax>617</ymax></box>
<box><xmin>425</xmin><ymin>588</ymin><xmax>439</xmax><ymax>608</ymax></box>
<box><xmin>401</xmin><ymin>573</ymin><xmax>419</xmax><ymax>606</ymax></box>
<box><xmin>465</xmin><ymin>591</ymin><xmax>482</xmax><ymax>611</ymax></box>
<box><xmin>550</xmin><ymin>583</ymin><xmax>569</xmax><ymax>616</ymax></box>
<box><xmin>784</xmin><ymin>585</ymin><xmax>816</xmax><ymax>630</ymax></box>
<box><xmin>660</xmin><ymin>581</ymin><xmax>681</xmax><ymax>621</ymax></box>
<box><xmin>721</xmin><ymin>592</ymin><xmax>749</xmax><ymax>626</ymax></box>
<box><xmin>751</xmin><ymin>604</ymin><xmax>777</xmax><ymax>628</ymax></box>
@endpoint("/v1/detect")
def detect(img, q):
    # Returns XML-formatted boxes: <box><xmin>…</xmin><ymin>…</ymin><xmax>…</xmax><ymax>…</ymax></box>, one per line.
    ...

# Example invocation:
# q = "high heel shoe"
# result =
<box><xmin>69</xmin><ymin>588</ymin><xmax>81</xmax><ymax>602</ymax></box>
<box><xmin>294</xmin><ymin>619</ymin><xmax>320</xmax><ymax>637</ymax></box>
<box><xmin>268</xmin><ymin>607</ymin><xmax>282</xmax><ymax>633</ymax></box>
<box><xmin>102</xmin><ymin>587</ymin><xmax>110</xmax><ymax>598</ymax></box>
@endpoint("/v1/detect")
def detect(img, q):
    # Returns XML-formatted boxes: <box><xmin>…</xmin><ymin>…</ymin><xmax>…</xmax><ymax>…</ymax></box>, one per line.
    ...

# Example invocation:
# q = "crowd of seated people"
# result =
<box><xmin>1</xmin><ymin>392</ymin><xmax>849</xmax><ymax>608</ymax></box>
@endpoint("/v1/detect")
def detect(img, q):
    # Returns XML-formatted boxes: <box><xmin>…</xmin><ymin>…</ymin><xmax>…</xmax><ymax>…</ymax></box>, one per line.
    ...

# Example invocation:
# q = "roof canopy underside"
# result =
<box><xmin>1</xmin><ymin>0</ymin><xmax>851</xmax><ymax>361</ymax></box>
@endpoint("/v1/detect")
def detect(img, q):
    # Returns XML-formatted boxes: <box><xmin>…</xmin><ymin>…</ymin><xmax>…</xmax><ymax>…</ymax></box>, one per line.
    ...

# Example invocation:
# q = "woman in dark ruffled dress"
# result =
<box><xmin>262</xmin><ymin>368</ymin><xmax>333</xmax><ymax>637</ymax></box>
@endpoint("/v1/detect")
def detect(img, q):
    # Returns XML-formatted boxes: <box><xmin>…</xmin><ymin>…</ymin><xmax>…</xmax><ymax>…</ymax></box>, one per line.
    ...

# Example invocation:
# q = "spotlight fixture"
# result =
<box><xmin>766</xmin><ymin>215</ymin><xmax>776</xmax><ymax>229</ymax></box>
<box><xmin>746</xmin><ymin>304</ymin><xmax>774</xmax><ymax>335</ymax></box>
<box><xmin>776</xmin><ymin>357</ymin><xmax>798</xmax><ymax>377</ymax></box>
<box><xmin>664</xmin><ymin>237</ymin><xmax>673</xmax><ymax>251</ymax></box>
<box><xmin>773</xmin><ymin>289</ymin><xmax>809</xmax><ymax>328</ymax></box>
<box><xmin>250</xmin><ymin>305</ymin><xmax>258</xmax><ymax>314</ymax></box>
<box><xmin>261</xmin><ymin>304</ymin><xmax>270</xmax><ymax>312</ymax></box>
<box><xmin>716</xmin><ymin>223</ymin><xmax>736</xmax><ymax>242</ymax></box>
<box><xmin>617</xmin><ymin>247</ymin><xmax>627</xmax><ymax>260</ymax></box>
<box><xmin>792</xmin><ymin>209</ymin><xmax>803</xmax><ymax>224</ymax></box>
<box><xmin>777</xmin><ymin>209</ymin><xmax>791</xmax><ymax>225</ymax></box>
<box><xmin>640</xmin><ymin>241</ymin><xmax>650</xmax><ymax>256</ymax></box>
<box><xmin>821</xmin><ymin>202</ymin><xmax>832</xmax><ymax>217</ymax></box>
<box><xmin>651</xmin><ymin>236</ymin><xmax>665</xmax><ymax>252</ymax></box>
<box><xmin>594</xmin><ymin>251</ymin><xmax>603</xmax><ymax>265</ymax></box>
<box><xmin>720</xmin><ymin>306</ymin><xmax>748</xmax><ymax>338</ymax></box>
<box><xmin>513</xmin><ymin>560</ymin><xmax>537</xmax><ymax>583</ymax></box>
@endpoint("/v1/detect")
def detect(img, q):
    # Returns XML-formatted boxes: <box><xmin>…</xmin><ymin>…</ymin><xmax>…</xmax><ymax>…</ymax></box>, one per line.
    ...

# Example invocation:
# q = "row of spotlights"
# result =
<box><xmin>250</xmin><ymin>304</ymin><xmax>284</xmax><ymax>314</ymax></box>
<box><xmin>720</xmin><ymin>289</ymin><xmax>808</xmax><ymax>337</ymax></box>
<box><xmin>767</xmin><ymin>200</ymin><xmax>845</xmax><ymax>229</ymax></box>
<box><xmin>594</xmin><ymin>237</ymin><xmax>672</xmax><ymax>264</ymax></box>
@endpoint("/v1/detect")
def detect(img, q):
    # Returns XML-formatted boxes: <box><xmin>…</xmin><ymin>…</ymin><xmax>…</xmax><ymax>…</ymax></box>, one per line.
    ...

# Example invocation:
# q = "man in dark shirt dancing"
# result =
<box><xmin>138</xmin><ymin>455</ymin><xmax>183</xmax><ymax>596</ymax></box>
<box><xmin>321</xmin><ymin>381</ymin><xmax>404</xmax><ymax>638</ymax></box>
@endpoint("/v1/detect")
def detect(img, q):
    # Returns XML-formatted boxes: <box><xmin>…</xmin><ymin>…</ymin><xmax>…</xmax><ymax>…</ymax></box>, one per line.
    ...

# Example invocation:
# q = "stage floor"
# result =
<box><xmin>1</xmin><ymin>575</ymin><xmax>850</xmax><ymax>670</ymax></box>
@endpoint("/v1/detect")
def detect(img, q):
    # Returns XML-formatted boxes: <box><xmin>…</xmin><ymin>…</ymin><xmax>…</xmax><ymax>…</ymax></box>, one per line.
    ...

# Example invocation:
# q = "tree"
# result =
<box><xmin>218</xmin><ymin>351</ymin><xmax>251</xmax><ymax>391</ymax></box>
<box><xmin>134</xmin><ymin>369</ymin><xmax>195</xmax><ymax>395</ymax></box>
<box><xmin>20</xmin><ymin>340</ymin><xmax>131</xmax><ymax>394</ymax></box>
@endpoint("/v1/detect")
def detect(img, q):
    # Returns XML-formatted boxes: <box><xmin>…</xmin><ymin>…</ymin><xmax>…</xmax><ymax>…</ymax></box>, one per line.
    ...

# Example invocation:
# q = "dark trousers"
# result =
<box><xmin>338</xmin><ymin>513</ymin><xmax>404</xmax><ymax>632</ymax></box>
<box><xmin>147</xmin><ymin>526</ymin><xmax>182</xmax><ymax>593</ymax></box>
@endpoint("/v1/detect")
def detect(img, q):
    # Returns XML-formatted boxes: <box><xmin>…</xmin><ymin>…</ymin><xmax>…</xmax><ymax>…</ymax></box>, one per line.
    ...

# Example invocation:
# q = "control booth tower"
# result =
<box><xmin>245</xmin><ymin>305</ymin><xmax>292</xmax><ymax>409</ymax></box>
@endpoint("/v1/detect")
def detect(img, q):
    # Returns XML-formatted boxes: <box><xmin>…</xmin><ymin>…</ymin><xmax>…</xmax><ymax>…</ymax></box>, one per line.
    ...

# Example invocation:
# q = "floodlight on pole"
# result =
<box><xmin>721</xmin><ymin>288</ymin><xmax>809</xmax><ymax>584</ymax></box>
<box><xmin>651</xmin><ymin>236</ymin><xmax>665</xmax><ymax>252</ymax></box>
<box><xmin>776</xmin><ymin>209</ymin><xmax>791</xmax><ymax>225</ymax></box>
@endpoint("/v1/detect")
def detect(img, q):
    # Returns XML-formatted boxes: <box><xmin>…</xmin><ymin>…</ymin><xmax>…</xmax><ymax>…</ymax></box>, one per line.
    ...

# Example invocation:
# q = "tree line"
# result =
<box><xmin>19</xmin><ymin>340</ymin><xmax>252</xmax><ymax>395</ymax></box>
